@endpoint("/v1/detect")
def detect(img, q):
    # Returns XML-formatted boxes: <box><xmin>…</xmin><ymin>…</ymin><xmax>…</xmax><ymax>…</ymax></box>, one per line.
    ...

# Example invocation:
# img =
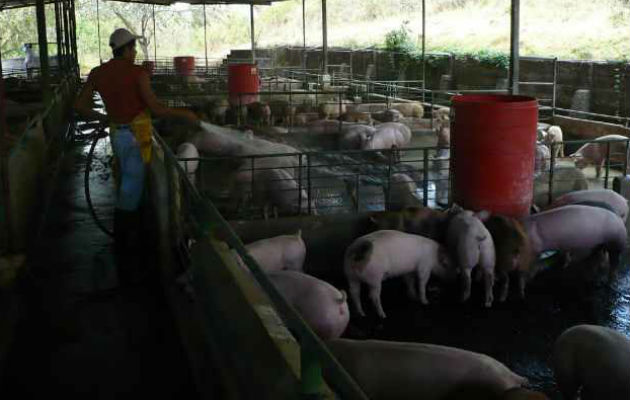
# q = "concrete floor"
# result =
<box><xmin>0</xmin><ymin>141</ymin><xmax>196</xmax><ymax>399</ymax></box>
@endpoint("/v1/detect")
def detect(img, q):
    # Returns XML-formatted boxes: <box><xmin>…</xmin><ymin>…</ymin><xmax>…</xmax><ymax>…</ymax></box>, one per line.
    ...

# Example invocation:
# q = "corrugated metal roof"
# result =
<box><xmin>0</xmin><ymin>0</ymin><xmax>286</xmax><ymax>11</ymax></box>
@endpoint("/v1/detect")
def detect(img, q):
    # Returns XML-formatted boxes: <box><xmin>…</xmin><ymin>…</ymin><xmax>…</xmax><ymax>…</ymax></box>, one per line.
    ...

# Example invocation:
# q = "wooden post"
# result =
<box><xmin>36</xmin><ymin>0</ymin><xmax>52</xmax><ymax>103</ymax></box>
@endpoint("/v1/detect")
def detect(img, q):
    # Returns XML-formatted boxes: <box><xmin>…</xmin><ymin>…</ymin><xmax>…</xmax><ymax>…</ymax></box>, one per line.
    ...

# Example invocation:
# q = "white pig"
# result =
<box><xmin>446</xmin><ymin>205</ymin><xmax>496</xmax><ymax>307</ymax></box>
<box><xmin>546</xmin><ymin>189</ymin><xmax>628</xmax><ymax>222</ymax></box>
<box><xmin>325</xmin><ymin>339</ymin><xmax>528</xmax><ymax>400</ymax></box>
<box><xmin>387</xmin><ymin>173</ymin><xmax>423</xmax><ymax>211</ymax></box>
<box><xmin>552</xmin><ymin>324</ymin><xmax>630</xmax><ymax>400</ymax></box>
<box><xmin>339</xmin><ymin>125</ymin><xmax>375</xmax><ymax>150</ymax></box>
<box><xmin>251</xmin><ymin>168</ymin><xmax>310</xmax><ymax>219</ymax></box>
<box><xmin>365</xmin><ymin>122</ymin><xmax>411</xmax><ymax>151</ymax></box>
<box><xmin>176</xmin><ymin>142</ymin><xmax>199</xmax><ymax>184</ymax></box>
<box><xmin>268</xmin><ymin>271</ymin><xmax>349</xmax><ymax>339</ymax></box>
<box><xmin>239</xmin><ymin>230</ymin><xmax>306</xmax><ymax>273</ymax></box>
<box><xmin>344</xmin><ymin>230</ymin><xmax>452</xmax><ymax>318</ymax></box>
<box><xmin>520</xmin><ymin>205</ymin><xmax>627</xmax><ymax>272</ymax></box>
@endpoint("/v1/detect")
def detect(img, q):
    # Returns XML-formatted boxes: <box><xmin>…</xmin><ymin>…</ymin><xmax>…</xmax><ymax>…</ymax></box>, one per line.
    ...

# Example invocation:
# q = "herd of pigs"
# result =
<box><xmin>230</xmin><ymin>188</ymin><xmax>629</xmax><ymax>400</ymax></box>
<box><xmin>172</xmin><ymin>94</ymin><xmax>629</xmax><ymax>219</ymax></box>
<box><xmin>170</xmin><ymin>97</ymin><xmax>629</xmax><ymax>398</ymax></box>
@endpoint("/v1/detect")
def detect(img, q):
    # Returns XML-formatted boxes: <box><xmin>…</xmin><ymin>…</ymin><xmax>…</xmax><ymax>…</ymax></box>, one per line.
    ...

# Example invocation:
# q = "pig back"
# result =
<box><xmin>524</xmin><ymin>205</ymin><xmax>627</xmax><ymax>253</ymax></box>
<box><xmin>326</xmin><ymin>339</ymin><xmax>526</xmax><ymax>400</ymax></box>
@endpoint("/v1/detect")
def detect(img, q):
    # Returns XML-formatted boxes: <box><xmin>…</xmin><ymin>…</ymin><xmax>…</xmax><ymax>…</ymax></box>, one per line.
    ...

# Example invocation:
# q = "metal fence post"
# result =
<box><xmin>307</xmin><ymin>153</ymin><xmax>312</xmax><ymax>215</ymax></box>
<box><xmin>548</xmin><ymin>143</ymin><xmax>556</xmax><ymax>205</ymax></box>
<box><xmin>430</xmin><ymin>94</ymin><xmax>435</xmax><ymax>131</ymax></box>
<box><xmin>386</xmin><ymin>149</ymin><xmax>393</xmax><ymax>210</ymax></box>
<box><xmin>289</xmin><ymin>88</ymin><xmax>293</xmax><ymax>134</ymax></box>
<box><xmin>423</xmin><ymin>149</ymin><xmax>429</xmax><ymax>207</ymax></box>
<box><xmin>298</xmin><ymin>155</ymin><xmax>303</xmax><ymax>214</ymax></box>
<box><xmin>604</xmin><ymin>142</ymin><xmax>611</xmax><ymax>189</ymax></box>
<box><xmin>624</xmin><ymin>140</ymin><xmax>629</xmax><ymax>175</ymax></box>
<box><xmin>355</xmin><ymin>174</ymin><xmax>360</xmax><ymax>213</ymax></box>
<box><xmin>552</xmin><ymin>57</ymin><xmax>558</xmax><ymax>117</ymax></box>
<box><xmin>251</xmin><ymin>157</ymin><xmax>256</xmax><ymax>214</ymax></box>
<box><xmin>338</xmin><ymin>91</ymin><xmax>343</xmax><ymax>134</ymax></box>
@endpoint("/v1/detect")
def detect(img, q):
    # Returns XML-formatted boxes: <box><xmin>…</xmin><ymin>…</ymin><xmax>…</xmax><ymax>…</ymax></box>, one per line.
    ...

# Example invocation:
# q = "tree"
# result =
<box><xmin>104</xmin><ymin>2</ymin><xmax>154</xmax><ymax>60</ymax></box>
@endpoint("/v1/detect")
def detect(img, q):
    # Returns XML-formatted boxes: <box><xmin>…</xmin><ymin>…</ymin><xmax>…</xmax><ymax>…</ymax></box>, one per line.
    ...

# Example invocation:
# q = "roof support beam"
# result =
<box><xmin>70</xmin><ymin>0</ymin><xmax>79</xmax><ymax>75</ymax></box>
<box><xmin>203</xmin><ymin>3</ymin><xmax>208</xmax><ymax>69</ymax></box>
<box><xmin>509</xmin><ymin>0</ymin><xmax>520</xmax><ymax>95</ymax></box>
<box><xmin>421</xmin><ymin>0</ymin><xmax>426</xmax><ymax>102</ymax></box>
<box><xmin>321</xmin><ymin>0</ymin><xmax>327</xmax><ymax>74</ymax></box>
<box><xmin>35</xmin><ymin>0</ymin><xmax>51</xmax><ymax>103</ymax></box>
<box><xmin>302</xmin><ymin>0</ymin><xmax>306</xmax><ymax>69</ymax></box>
<box><xmin>250</xmin><ymin>3</ymin><xmax>255</xmax><ymax>63</ymax></box>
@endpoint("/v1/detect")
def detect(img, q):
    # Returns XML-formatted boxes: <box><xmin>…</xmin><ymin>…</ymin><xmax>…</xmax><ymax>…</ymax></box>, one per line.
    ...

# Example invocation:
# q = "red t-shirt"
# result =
<box><xmin>88</xmin><ymin>59</ymin><xmax>148</xmax><ymax>124</ymax></box>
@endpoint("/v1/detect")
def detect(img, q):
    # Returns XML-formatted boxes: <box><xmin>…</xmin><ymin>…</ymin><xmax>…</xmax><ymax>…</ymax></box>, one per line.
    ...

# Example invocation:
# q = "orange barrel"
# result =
<box><xmin>142</xmin><ymin>61</ymin><xmax>155</xmax><ymax>76</ymax></box>
<box><xmin>174</xmin><ymin>56</ymin><xmax>195</xmax><ymax>76</ymax></box>
<box><xmin>451</xmin><ymin>94</ymin><xmax>538</xmax><ymax>217</ymax></box>
<box><xmin>228</xmin><ymin>63</ymin><xmax>260</xmax><ymax>106</ymax></box>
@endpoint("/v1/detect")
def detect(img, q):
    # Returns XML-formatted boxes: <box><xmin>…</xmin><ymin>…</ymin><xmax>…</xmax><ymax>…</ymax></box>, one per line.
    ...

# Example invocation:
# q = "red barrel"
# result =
<box><xmin>228</xmin><ymin>63</ymin><xmax>260</xmax><ymax>106</ymax></box>
<box><xmin>451</xmin><ymin>94</ymin><xmax>538</xmax><ymax>217</ymax></box>
<box><xmin>174</xmin><ymin>56</ymin><xmax>195</xmax><ymax>76</ymax></box>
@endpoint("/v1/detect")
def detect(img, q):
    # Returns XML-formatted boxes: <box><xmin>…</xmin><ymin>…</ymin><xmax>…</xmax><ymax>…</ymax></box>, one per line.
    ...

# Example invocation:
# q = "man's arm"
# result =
<box><xmin>74</xmin><ymin>78</ymin><xmax>108</xmax><ymax>124</ymax></box>
<box><xmin>138</xmin><ymin>73</ymin><xmax>198</xmax><ymax>124</ymax></box>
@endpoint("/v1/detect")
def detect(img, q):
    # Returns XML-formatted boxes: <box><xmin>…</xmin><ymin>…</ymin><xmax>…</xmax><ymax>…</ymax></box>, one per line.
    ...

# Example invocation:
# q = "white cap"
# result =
<box><xmin>109</xmin><ymin>28</ymin><xmax>141</xmax><ymax>50</ymax></box>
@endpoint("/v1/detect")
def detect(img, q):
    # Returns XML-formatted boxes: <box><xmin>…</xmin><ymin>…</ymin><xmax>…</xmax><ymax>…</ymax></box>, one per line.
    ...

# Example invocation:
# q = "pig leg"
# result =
<box><xmin>368</xmin><ymin>284</ymin><xmax>386</xmax><ymax>319</ymax></box>
<box><xmin>461</xmin><ymin>267</ymin><xmax>472</xmax><ymax>303</ymax></box>
<box><xmin>483</xmin><ymin>269</ymin><xmax>494</xmax><ymax>308</ymax></box>
<box><xmin>596</xmin><ymin>161</ymin><xmax>603</xmax><ymax>179</ymax></box>
<box><xmin>416</xmin><ymin>266</ymin><xmax>431</xmax><ymax>305</ymax></box>
<box><xmin>402</xmin><ymin>274</ymin><xmax>418</xmax><ymax>300</ymax></box>
<box><xmin>607</xmin><ymin>247</ymin><xmax>621</xmax><ymax>280</ymax></box>
<box><xmin>517</xmin><ymin>271</ymin><xmax>527</xmax><ymax>299</ymax></box>
<box><xmin>348</xmin><ymin>280</ymin><xmax>365</xmax><ymax>317</ymax></box>
<box><xmin>498</xmin><ymin>271</ymin><xmax>510</xmax><ymax>302</ymax></box>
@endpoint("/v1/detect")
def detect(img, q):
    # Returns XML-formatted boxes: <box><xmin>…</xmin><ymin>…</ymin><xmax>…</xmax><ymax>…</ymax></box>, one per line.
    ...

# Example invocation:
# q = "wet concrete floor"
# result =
<box><xmin>343</xmin><ymin>253</ymin><xmax>630</xmax><ymax>399</ymax></box>
<box><xmin>0</xmin><ymin>140</ymin><xmax>196</xmax><ymax>399</ymax></box>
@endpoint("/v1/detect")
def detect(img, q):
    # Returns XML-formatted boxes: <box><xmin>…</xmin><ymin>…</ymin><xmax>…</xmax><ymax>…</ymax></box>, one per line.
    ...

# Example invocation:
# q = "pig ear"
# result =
<box><xmin>448</xmin><ymin>203</ymin><xmax>464</xmax><ymax>215</ymax></box>
<box><xmin>474</xmin><ymin>210</ymin><xmax>491</xmax><ymax>221</ymax></box>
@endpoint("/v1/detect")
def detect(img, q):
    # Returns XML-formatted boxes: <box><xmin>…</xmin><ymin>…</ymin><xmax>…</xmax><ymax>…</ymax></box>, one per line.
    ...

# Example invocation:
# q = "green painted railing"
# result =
<box><xmin>154</xmin><ymin>131</ymin><xmax>369</xmax><ymax>400</ymax></box>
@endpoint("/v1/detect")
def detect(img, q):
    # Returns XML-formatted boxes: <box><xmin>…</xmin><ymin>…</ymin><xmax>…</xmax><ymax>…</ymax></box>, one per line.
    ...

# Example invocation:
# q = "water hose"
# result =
<box><xmin>84</xmin><ymin>126</ymin><xmax>114</xmax><ymax>237</ymax></box>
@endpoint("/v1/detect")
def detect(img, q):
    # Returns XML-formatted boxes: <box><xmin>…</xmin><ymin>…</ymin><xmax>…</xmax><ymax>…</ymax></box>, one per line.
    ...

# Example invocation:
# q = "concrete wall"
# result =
<box><xmin>260</xmin><ymin>47</ymin><xmax>629</xmax><ymax>120</ymax></box>
<box><xmin>7</xmin><ymin>118</ymin><xmax>46</xmax><ymax>251</ymax></box>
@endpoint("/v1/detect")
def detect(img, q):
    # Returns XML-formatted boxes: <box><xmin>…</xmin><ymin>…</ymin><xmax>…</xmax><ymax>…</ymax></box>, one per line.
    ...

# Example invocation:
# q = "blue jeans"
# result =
<box><xmin>112</xmin><ymin>127</ymin><xmax>145</xmax><ymax>211</ymax></box>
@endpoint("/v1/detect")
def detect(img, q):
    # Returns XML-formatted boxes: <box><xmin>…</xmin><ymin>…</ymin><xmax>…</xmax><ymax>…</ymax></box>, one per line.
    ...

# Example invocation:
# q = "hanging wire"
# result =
<box><xmin>203</xmin><ymin>3</ymin><xmax>208</xmax><ymax>70</ymax></box>
<box><xmin>96</xmin><ymin>0</ymin><xmax>102</xmax><ymax>63</ymax></box>
<box><xmin>152</xmin><ymin>4</ymin><xmax>157</xmax><ymax>62</ymax></box>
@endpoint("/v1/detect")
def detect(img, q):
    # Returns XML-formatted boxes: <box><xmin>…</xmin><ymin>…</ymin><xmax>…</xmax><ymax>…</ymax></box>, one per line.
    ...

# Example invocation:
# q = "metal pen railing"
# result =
<box><xmin>180</xmin><ymin>136</ymin><xmax>630</xmax><ymax>220</ymax></box>
<box><xmin>154</xmin><ymin>132</ymin><xmax>369</xmax><ymax>399</ymax></box>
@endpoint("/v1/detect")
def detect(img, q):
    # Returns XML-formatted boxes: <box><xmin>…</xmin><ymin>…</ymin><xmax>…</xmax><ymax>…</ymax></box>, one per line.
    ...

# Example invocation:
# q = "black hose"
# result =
<box><xmin>84</xmin><ymin>127</ymin><xmax>114</xmax><ymax>237</ymax></box>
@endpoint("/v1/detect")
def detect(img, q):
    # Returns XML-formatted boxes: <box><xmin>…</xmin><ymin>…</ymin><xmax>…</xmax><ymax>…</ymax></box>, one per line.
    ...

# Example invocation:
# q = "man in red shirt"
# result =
<box><xmin>75</xmin><ymin>28</ymin><xmax>198</xmax><ymax>283</ymax></box>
